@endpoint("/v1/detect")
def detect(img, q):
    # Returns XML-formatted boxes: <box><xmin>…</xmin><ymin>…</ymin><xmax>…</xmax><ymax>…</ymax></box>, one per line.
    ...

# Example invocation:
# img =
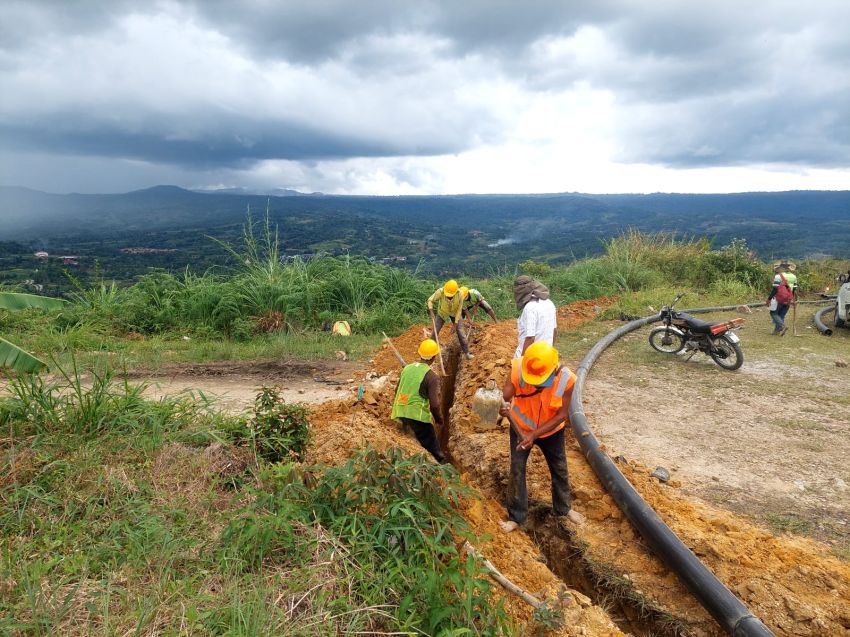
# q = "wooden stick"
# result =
<box><xmin>792</xmin><ymin>301</ymin><xmax>800</xmax><ymax>336</ymax></box>
<box><xmin>430</xmin><ymin>314</ymin><xmax>447</xmax><ymax>375</ymax></box>
<box><xmin>381</xmin><ymin>332</ymin><xmax>407</xmax><ymax>367</ymax></box>
<box><xmin>463</xmin><ymin>541</ymin><xmax>543</xmax><ymax>609</ymax></box>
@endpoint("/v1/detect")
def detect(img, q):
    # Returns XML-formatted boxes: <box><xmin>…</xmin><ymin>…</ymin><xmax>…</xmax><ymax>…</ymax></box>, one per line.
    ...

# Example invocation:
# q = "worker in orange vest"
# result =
<box><xmin>498</xmin><ymin>341</ymin><xmax>584</xmax><ymax>531</ymax></box>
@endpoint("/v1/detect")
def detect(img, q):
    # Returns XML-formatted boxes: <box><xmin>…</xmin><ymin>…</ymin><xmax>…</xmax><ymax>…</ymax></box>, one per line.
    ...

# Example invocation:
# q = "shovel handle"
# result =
<box><xmin>430</xmin><ymin>315</ymin><xmax>447</xmax><ymax>375</ymax></box>
<box><xmin>381</xmin><ymin>331</ymin><xmax>407</xmax><ymax>367</ymax></box>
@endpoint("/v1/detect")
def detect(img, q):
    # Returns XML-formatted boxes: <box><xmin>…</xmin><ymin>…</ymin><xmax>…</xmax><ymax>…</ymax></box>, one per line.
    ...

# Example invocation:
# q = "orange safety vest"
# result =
<box><xmin>509</xmin><ymin>358</ymin><xmax>576</xmax><ymax>438</ymax></box>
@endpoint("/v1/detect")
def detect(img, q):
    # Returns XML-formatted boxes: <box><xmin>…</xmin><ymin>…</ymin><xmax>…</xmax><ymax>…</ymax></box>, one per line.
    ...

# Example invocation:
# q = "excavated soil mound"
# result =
<box><xmin>305</xmin><ymin>318</ymin><xmax>627</xmax><ymax>636</ymax></box>
<box><xmin>444</xmin><ymin>301</ymin><xmax>850</xmax><ymax>637</ymax></box>
<box><xmin>303</xmin><ymin>299</ymin><xmax>850</xmax><ymax>635</ymax></box>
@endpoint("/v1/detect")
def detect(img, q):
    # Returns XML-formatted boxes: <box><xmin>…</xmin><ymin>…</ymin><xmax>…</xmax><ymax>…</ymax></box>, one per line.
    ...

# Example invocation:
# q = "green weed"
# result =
<box><xmin>223</xmin><ymin>448</ymin><xmax>511</xmax><ymax>635</ymax></box>
<box><xmin>766</xmin><ymin>513</ymin><xmax>814</xmax><ymax>535</ymax></box>
<box><xmin>247</xmin><ymin>387</ymin><xmax>310</xmax><ymax>463</ymax></box>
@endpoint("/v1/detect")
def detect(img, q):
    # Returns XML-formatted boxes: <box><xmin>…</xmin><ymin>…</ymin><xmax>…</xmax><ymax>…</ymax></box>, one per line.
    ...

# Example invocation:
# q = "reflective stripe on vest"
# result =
<box><xmin>509</xmin><ymin>358</ymin><xmax>575</xmax><ymax>436</ymax></box>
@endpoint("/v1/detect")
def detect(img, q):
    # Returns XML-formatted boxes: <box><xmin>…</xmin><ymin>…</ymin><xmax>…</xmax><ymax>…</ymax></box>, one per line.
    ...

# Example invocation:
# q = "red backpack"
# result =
<box><xmin>775</xmin><ymin>273</ymin><xmax>794</xmax><ymax>305</ymax></box>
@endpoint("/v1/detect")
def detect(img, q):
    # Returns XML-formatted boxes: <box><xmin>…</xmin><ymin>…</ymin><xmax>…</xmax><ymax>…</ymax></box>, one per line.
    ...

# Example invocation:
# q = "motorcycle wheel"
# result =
<box><xmin>709</xmin><ymin>335</ymin><xmax>744</xmax><ymax>371</ymax></box>
<box><xmin>648</xmin><ymin>326</ymin><xmax>685</xmax><ymax>354</ymax></box>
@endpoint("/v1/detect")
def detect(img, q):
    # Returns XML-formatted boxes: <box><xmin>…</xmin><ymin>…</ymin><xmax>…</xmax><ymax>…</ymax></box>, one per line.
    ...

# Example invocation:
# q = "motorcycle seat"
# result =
<box><xmin>678</xmin><ymin>313</ymin><xmax>715</xmax><ymax>333</ymax></box>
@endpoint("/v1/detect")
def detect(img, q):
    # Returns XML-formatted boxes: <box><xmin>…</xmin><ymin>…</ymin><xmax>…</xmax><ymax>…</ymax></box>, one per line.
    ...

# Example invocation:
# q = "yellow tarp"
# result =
<box><xmin>332</xmin><ymin>320</ymin><xmax>351</xmax><ymax>336</ymax></box>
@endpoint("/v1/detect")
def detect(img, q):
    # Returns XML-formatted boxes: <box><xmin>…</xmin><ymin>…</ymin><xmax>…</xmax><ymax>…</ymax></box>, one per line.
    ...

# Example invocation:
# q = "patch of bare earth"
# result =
<box><xmin>132</xmin><ymin>358</ymin><xmax>365</xmax><ymax>411</ymax></box>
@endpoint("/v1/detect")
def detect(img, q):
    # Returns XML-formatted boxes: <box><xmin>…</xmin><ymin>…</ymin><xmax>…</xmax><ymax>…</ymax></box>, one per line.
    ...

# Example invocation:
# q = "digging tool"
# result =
<box><xmin>792</xmin><ymin>301</ymin><xmax>801</xmax><ymax>336</ymax></box>
<box><xmin>463</xmin><ymin>541</ymin><xmax>543</xmax><ymax>609</ymax></box>
<box><xmin>381</xmin><ymin>331</ymin><xmax>407</xmax><ymax>367</ymax></box>
<box><xmin>429</xmin><ymin>313</ymin><xmax>447</xmax><ymax>375</ymax></box>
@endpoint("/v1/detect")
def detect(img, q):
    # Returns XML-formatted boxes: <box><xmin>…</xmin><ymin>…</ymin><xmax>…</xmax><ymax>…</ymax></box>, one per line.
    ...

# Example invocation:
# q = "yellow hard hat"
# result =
<box><xmin>418</xmin><ymin>338</ymin><xmax>440</xmax><ymax>359</ymax></box>
<box><xmin>443</xmin><ymin>279</ymin><xmax>459</xmax><ymax>297</ymax></box>
<box><xmin>459</xmin><ymin>286</ymin><xmax>469</xmax><ymax>298</ymax></box>
<box><xmin>521</xmin><ymin>341</ymin><xmax>559</xmax><ymax>385</ymax></box>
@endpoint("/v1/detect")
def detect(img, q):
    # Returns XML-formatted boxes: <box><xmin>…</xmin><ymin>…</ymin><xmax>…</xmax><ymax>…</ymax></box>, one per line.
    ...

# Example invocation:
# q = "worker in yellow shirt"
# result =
<box><xmin>427</xmin><ymin>279</ymin><xmax>473</xmax><ymax>360</ymax></box>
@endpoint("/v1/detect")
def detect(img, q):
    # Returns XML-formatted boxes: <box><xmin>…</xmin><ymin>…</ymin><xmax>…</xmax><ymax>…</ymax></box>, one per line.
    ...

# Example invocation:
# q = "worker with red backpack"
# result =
<box><xmin>767</xmin><ymin>261</ymin><xmax>798</xmax><ymax>335</ymax></box>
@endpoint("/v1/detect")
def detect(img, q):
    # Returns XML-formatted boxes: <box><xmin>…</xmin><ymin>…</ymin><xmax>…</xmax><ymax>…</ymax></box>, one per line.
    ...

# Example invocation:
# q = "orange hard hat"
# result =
<box><xmin>418</xmin><ymin>339</ymin><xmax>440</xmax><ymax>359</ymax></box>
<box><xmin>521</xmin><ymin>341</ymin><xmax>559</xmax><ymax>385</ymax></box>
<box><xmin>443</xmin><ymin>279</ymin><xmax>459</xmax><ymax>297</ymax></box>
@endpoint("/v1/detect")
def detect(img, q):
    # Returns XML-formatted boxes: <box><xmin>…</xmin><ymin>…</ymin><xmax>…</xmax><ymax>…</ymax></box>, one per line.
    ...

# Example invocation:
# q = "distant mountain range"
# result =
<box><xmin>2</xmin><ymin>185</ymin><xmax>849</xmax><ymax>265</ymax></box>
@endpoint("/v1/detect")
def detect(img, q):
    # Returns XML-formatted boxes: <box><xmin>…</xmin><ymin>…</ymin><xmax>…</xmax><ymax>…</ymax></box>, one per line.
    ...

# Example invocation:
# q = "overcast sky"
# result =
<box><xmin>1</xmin><ymin>0</ymin><xmax>849</xmax><ymax>195</ymax></box>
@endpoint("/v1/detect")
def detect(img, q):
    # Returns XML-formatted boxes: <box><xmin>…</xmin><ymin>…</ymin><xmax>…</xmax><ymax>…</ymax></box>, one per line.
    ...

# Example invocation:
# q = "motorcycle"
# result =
<box><xmin>648</xmin><ymin>293</ymin><xmax>745</xmax><ymax>371</ymax></box>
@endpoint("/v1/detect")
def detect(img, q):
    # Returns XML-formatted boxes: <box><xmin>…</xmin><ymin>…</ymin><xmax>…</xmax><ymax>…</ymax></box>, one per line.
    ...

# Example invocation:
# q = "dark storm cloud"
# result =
<box><xmin>0</xmin><ymin>112</ymin><xmax>453</xmax><ymax>167</ymax></box>
<box><xmin>0</xmin><ymin>0</ymin><xmax>849</xmax><ymax>189</ymax></box>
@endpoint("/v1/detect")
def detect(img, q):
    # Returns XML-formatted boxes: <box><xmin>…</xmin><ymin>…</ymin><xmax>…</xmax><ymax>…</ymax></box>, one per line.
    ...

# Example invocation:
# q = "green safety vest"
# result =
<box><xmin>391</xmin><ymin>363</ymin><xmax>432</xmax><ymax>423</ymax></box>
<box><xmin>464</xmin><ymin>289</ymin><xmax>483</xmax><ymax>309</ymax></box>
<box><xmin>438</xmin><ymin>293</ymin><xmax>463</xmax><ymax>319</ymax></box>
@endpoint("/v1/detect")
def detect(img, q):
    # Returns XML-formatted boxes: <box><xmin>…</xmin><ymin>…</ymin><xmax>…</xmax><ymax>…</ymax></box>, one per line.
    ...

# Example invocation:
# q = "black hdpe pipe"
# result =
<box><xmin>814</xmin><ymin>306</ymin><xmax>833</xmax><ymax>336</ymax></box>
<box><xmin>569</xmin><ymin>305</ymin><xmax>776</xmax><ymax>637</ymax></box>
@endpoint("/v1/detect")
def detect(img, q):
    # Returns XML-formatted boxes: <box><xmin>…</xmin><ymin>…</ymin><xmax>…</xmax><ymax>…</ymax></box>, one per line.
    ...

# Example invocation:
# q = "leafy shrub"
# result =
<box><xmin>228</xmin><ymin>316</ymin><xmax>255</xmax><ymax>342</ymax></box>
<box><xmin>700</xmin><ymin>238</ymin><xmax>770</xmax><ymax>290</ymax></box>
<box><xmin>222</xmin><ymin>448</ymin><xmax>510</xmax><ymax>635</ymax></box>
<box><xmin>248</xmin><ymin>387</ymin><xmax>310</xmax><ymax>462</ymax></box>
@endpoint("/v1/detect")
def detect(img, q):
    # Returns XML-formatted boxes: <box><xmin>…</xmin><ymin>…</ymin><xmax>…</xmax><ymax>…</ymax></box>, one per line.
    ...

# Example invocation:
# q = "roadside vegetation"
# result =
<box><xmin>2</xmin><ymin>226</ymin><xmax>844</xmax><ymax>371</ymax></box>
<box><xmin>2</xmin><ymin>228</ymin><xmax>848</xmax><ymax>634</ymax></box>
<box><xmin>0</xmin><ymin>363</ymin><xmax>509</xmax><ymax>635</ymax></box>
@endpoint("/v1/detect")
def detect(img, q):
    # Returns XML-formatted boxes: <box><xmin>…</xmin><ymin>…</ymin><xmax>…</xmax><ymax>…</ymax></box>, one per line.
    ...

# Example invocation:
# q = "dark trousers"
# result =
<box><xmin>770</xmin><ymin>303</ymin><xmax>790</xmax><ymax>332</ymax></box>
<box><xmin>432</xmin><ymin>315</ymin><xmax>470</xmax><ymax>354</ymax></box>
<box><xmin>400</xmin><ymin>417</ymin><xmax>446</xmax><ymax>463</ymax></box>
<box><xmin>507</xmin><ymin>427</ymin><xmax>571</xmax><ymax>524</ymax></box>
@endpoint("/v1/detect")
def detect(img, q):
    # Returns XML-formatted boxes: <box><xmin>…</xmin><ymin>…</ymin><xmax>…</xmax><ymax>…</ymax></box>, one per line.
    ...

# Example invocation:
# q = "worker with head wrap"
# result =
<box><xmin>512</xmin><ymin>275</ymin><xmax>557</xmax><ymax>357</ymax></box>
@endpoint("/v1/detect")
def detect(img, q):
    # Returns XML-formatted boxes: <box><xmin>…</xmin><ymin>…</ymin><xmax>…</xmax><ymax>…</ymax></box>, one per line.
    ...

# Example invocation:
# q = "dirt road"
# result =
<box><xmin>133</xmin><ymin>358</ymin><xmax>364</xmax><ymax>410</ymax></box>
<box><xmin>584</xmin><ymin>304</ymin><xmax>850</xmax><ymax>547</ymax></box>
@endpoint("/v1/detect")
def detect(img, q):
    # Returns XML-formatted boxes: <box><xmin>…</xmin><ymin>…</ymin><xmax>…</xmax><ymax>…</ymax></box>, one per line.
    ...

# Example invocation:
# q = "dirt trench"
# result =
<box><xmin>303</xmin><ymin>302</ymin><xmax>850</xmax><ymax>636</ymax></box>
<box><xmin>438</xmin><ymin>309</ymin><xmax>850</xmax><ymax>637</ymax></box>
<box><xmin>309</xmin><ymin>322</ymin><xmax>627</xmax><ymax>636</ymax></box>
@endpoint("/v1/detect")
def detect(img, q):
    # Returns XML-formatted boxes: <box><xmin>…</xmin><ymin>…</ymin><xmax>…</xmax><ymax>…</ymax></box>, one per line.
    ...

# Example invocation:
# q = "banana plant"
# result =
<box><xmin>0</xmin><ymin>292</ymin><xmax>68</xmax><ymax>373</ymax></box>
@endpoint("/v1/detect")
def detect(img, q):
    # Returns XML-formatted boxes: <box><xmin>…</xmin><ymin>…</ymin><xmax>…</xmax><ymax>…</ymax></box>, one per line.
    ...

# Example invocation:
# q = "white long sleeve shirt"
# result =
<box><xmin>515</xmin><ymin>298</ymin><xmax>557</xmax><ymax>357</ymax></box>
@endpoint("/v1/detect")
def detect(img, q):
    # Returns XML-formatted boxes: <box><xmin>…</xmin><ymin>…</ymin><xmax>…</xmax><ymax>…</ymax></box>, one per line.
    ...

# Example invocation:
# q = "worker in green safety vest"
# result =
<box><xmin>427</xmin><ymin>279</ymin><xmax>473</xmax><ymax>360</ymax></box>
<box><xmin>460</xmin><ymin>286</ymin><xmax>498</xmax><ymax>324</ymax></box>
<box><xmin>391</xmin><ymin>339</ymin><xmax>446</xmax><ymax>463</ymax></box>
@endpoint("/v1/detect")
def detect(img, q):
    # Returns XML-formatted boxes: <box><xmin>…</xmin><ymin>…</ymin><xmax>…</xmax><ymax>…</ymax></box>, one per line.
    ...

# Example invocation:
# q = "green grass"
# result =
<box><xmin>765</xmin><ymin>514</ymin><xmax>814</xmax><ymax>536</ymax></box>
<box><xmin>832</xmin><ymin>541</ymin><xmax>850</xmax><ymax>562</ymax></box>
<box><xmin>6</xmin><ymin>329</ymin><xmax>383</xmax><ymax>371</ymax></box>
<box><xmin>0</xmin><ymin>363</ymin><xmax>511</xmax><ymax>636</ymax></box>
<box><xmin>773</xmin><ymin>418</ymin><xmax>827</xmax><ymax>432</ymax></box>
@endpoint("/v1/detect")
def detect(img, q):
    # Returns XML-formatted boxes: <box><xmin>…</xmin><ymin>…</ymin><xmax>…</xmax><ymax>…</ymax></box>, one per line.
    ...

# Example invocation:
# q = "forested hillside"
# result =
<box><xmin>1</xmin><ymin>186</ymin><xmax>848</xmax><ymax>294</ymax></box>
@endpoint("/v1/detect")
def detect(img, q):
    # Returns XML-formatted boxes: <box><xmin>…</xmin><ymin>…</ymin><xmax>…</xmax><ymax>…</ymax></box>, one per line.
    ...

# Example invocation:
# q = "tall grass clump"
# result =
<box><xmin>1</xmin><ymin>358</ymin><xmax>197</xmax><ymax>437</ymax></box>
<box><xmin>73</xmin><ymin>211</ymin><xmax>437</xmax><ymax>339</ymax></box>
<box><xmin>222</xmin><ymin>448</ymin><xmax>510</xmax><ymax>635</ymax></box>
<box><xmin>539</xmin><ymin>232</ymin><xmax>770</xmax><ymax>303</ymax></box>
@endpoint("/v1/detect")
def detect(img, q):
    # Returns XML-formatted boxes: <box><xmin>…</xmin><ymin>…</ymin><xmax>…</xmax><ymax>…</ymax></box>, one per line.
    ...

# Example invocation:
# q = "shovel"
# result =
<box><xmin>430</xmin><ymin>313</ymin><xmax>447</xmax><ymax>375</ymax></box>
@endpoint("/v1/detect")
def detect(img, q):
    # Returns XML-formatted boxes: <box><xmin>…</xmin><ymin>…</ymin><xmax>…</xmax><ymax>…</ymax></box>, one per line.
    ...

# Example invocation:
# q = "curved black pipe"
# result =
<box><xmin>569</xmin><ymin>308</ymin><xmax>777</xmax><ymax>637</ymax></box>
<box><xmin>814</xmin><ymin>306</ymin><xmax>833</xmax><ymax>336</ymax></box>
